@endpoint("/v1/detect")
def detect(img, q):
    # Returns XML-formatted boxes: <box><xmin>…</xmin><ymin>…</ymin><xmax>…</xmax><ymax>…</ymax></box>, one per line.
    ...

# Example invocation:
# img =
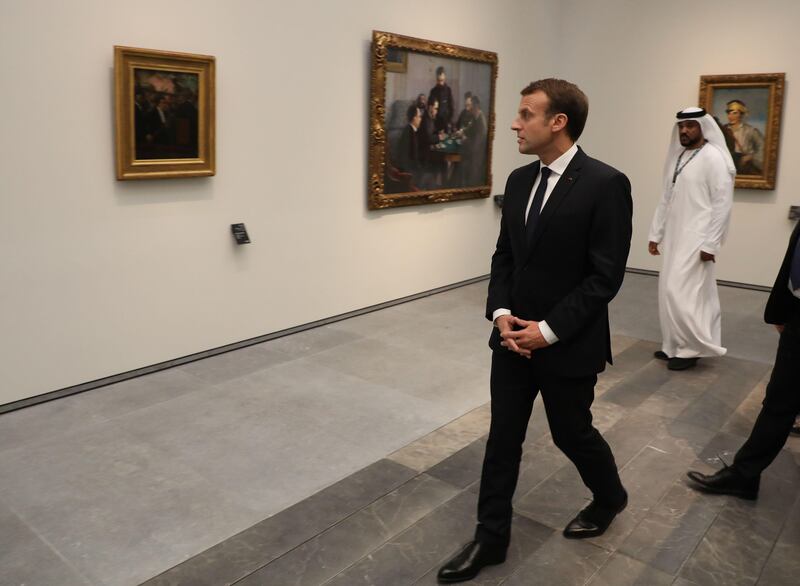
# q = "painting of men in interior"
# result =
<box><xmin>383</xmin><ymin>50</ymin><xmax>493</xmax><ymax>193</ymax></box>
<box><xmin>134</xmin><ymin>68</ymin><xmax>199</xmax><ymax>160</ymax></box>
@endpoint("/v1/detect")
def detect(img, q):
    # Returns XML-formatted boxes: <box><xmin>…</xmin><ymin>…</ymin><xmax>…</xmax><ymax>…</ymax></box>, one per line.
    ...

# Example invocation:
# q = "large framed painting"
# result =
<box><xmin>368</xmin><ymin>31</ymin><xmax>498</xmax><ymax>209</ymax></box>
<box><xmin>114</xmin><ymin>46</ymin><xmax>215</xmax><ymax>180</ymax></box>
<box><xmin>698</xmin><ymin>73</ymin><xmax>785</xmax><ymax>190</ymax></box>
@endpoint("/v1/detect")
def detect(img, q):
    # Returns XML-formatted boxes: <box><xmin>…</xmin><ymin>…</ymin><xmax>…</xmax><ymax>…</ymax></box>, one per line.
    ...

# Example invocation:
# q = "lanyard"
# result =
<box><xmin>672</xmin><ymin>143</ymin><xmax>705</xmax><ymax>185</ymax></box>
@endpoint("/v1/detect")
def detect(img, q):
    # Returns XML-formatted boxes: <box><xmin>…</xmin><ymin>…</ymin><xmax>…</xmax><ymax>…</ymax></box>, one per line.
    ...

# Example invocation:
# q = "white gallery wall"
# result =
<box><xmin>557</xmin><ymin>0</ymin><xmax>800</xmax><ymax>287</ymax></box>
<box><xmin>2</xmin><ymin>0</ymin><xmax>798</xmax><ymax>406</ymax></box>
<box><xmin>0</xmin><ymin>0</ymin><xmax>561</xmax><ymax>404</ymax></box>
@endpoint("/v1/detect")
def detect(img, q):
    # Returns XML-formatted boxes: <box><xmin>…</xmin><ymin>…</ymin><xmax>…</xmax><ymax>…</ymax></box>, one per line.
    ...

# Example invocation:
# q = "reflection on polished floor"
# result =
<box><xmin>1</xmin><ymin>273</ymin><xmax>797</xmax><ymax>586</ymax></box>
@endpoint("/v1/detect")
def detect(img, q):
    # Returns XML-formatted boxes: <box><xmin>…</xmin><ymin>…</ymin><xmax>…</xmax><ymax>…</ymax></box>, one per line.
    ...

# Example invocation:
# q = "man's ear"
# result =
<box><xmin>551</xmin><ymin>113</ymin><xmax>568</xmax><ymax>133</ymax></box>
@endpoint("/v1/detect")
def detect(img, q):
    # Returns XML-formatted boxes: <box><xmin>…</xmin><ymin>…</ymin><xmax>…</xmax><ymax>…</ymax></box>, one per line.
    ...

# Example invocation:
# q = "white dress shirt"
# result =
<box><xmin>492</xmin><ymin>144</ymin><xmax>580</xmax><ymax>345</ymax></box>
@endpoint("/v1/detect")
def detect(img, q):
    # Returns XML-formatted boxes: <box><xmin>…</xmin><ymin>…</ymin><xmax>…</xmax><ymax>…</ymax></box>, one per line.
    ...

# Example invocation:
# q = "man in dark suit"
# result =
<box><xmin>438</xmin><ymin>78</ymin><xmax>632</xmax><ymax>584</ymax></box>
<box><xmin>687</xmin><ymin>221</ymin><xmax>800</xmax><ymax>499</ymax></box>
<box><xmin>395</xmin><ymin>105</ymin><xmax>422</xmax><ymax>180</ymax></box>
<box><xmin>418</xmin><ymin>99</ymin><xmax>445</xmax><ymax>188</ymax></box>
<box><xmin>429</xmin><ymin>66</ymin><xmax>455</xmax><ymax>133</ymax></box>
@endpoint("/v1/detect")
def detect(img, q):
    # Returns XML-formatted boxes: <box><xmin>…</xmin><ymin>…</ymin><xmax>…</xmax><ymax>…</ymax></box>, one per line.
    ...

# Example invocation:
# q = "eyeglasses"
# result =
<box><xmin>725</xmin><ymin>109</ymin><xmax>743</xmax><ymax>114</ymax></box>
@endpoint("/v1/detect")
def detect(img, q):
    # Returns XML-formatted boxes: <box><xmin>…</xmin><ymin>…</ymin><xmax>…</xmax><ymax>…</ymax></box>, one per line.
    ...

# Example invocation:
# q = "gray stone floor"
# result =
<box><xmin>1</xmin><ymin>273</ymin><xmax>798</xmax><ymax>586</ymax></box>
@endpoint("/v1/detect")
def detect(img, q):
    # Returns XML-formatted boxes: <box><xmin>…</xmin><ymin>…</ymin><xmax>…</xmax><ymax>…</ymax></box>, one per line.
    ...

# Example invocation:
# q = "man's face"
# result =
<box><xmin>678</xmin><ymin>120</ymin><xmax>704</xmax><ymax>148</ymax></box>
<box><xmin>511</xmin><ymin>91</ymin><xmax>555</xmax><ymax>155</ymax></box>
<box><xmin>465</xmin><ymin>97</ymin><xmax>473</xmax><ymax>113</ymax></box>
<box><xmin>437</xmin><ymin>73</ymin><xmax>446</xmax><ymax>86</ymax></box>
<box><xmin>726</xmin><ymin>105</ymin><xmax>744</xmax><ymax>125</ymax></box>
<box><xmin>411</xmin><ymin>108</ymin><xmax>422</xmax><ymax>129</ymax></box>
<box><xmin>428</xmin><ymin>101</ymin><xmax>438</xmax><ymax>118</ymax></box>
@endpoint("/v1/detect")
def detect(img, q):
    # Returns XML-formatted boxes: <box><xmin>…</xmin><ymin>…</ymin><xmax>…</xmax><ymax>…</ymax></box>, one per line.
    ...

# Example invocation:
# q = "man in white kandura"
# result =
<box><xmin>648</xmin><ymin>107</ymin><xmax>735</xmax><ymax>371</ymax></box>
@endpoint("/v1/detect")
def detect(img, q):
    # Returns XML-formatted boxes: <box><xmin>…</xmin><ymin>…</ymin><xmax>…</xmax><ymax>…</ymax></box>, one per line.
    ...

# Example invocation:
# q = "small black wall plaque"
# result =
<box><xmin>231</xmin><ymin>223</ymin><xmax>251</xmax><ymax>245</ymax></box>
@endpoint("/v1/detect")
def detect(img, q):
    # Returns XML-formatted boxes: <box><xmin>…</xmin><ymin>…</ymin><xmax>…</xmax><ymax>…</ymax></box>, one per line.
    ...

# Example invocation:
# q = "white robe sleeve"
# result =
<box><xmin>700</xmin><ymin>153</ymin><xmax>734</xmax><ymax>256</ymax></box>
<box><xmin>648</xmin><ymin>187</ymin><xmax>671</xmax><ymax>243</ymax></box>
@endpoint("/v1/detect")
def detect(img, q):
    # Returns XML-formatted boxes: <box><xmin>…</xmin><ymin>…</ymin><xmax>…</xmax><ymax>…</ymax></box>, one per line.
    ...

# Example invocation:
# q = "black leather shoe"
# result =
<box><xmin>668</xmin><ymin>357</ymin><xmax>699</xmax><ymax>370</ymax></box>
<box><xmin>686</xmin><ymin>466</ymin><xmax>759</xmax><ymax>500</ymax></box>
<box><xmin>563</xmin><ymin>489</ymin><xmax>628</xmax><ymax>539</ymax></box>
<box><xmin>437</xmin><ymin>540</ymin><xmax>506</xmax><ymax>583</ymax></box>
<box><xmin>653</xmin><ymin>350</ymin><xmax>669</xmax><ymax>361</ymax></box>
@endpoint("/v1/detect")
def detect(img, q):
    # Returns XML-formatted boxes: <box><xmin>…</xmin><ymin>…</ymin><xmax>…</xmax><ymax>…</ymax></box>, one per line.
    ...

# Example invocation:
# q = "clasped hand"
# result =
<box><xmin>497</xmin><ymin>315</ymin><xmax>550</xmax><ymax>359</ymax></box>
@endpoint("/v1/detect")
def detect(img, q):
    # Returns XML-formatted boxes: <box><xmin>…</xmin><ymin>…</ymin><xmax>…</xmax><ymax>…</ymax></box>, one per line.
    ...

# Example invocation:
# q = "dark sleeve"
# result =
<box><xmin>485</xmin><ymin>174</ymin><xmax>516</xmax><ymax>321</ymax></box>
<box><xmin>764</xmin><ymin>222</ymin><xmax>800</xmax><ymax>324</ymax></box>
<box><xmin>544</xmin><ymin>172</ymin><xmax>633</xmax><ymax>340</ymax></box>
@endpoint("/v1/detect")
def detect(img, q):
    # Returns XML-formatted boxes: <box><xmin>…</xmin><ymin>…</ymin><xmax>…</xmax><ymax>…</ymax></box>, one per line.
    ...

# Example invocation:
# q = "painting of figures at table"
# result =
<box><xmin>384</xmin><ymin>51</ymin><xmax>492</xmax><ymax>194</ymax></box>
<box><xmin>134</xmin><ymin>68</ymin><xmax>199</xmax><ymax>160</ymax></box>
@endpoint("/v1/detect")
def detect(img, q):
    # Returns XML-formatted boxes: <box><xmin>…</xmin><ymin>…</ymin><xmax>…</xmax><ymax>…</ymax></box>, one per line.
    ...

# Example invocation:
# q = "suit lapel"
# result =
<box><xmin>527</xmin><ymin>148</ymin><xmax>586</xmax><ymax>255</ymax></box>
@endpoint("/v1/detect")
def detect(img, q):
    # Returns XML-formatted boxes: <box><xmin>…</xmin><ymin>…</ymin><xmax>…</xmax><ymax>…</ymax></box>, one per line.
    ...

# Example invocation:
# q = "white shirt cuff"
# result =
<box><xmin>538</xmin><ymin>320</ymin><xmax>559</xmax><ymax>344</ymax></box>
<box><xmin>492</xmin><ymin>308</ymin><xmax>511</xmax><ymax>325</ymax></box>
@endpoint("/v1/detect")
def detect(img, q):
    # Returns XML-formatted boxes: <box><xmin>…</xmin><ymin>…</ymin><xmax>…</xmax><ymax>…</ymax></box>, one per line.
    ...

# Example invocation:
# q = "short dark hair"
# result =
<box><xmin>464</xmin><ymin>91</ymin><xmax>472</xmax><ymax>99</ymax></box>
<box><xmin>521</xmin><ymin>78</ymin><xmax>589</xmax><ymax>141</ymax></box>
<box><xmin>406</xmin><ymin>105</ymin><xmax>420</xmax><ymax>122</ymax></box>
<box><xmin>435</xmin><ymin>66</ymin><xmax>446</xmax><ymax>77</ymax></box>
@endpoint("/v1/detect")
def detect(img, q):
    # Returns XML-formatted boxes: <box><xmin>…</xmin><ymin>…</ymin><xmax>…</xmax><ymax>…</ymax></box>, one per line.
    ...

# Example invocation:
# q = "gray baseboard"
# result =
<box><xmin>0</xmin><ymin>275</ymin><xmax>491</xmax><ymax>415</ymax></box>
<box><xmin>625</xmin><ymin>267</ymin><xmax>771</xmax><ymax>292</ymax></box>
<box><xmin>1</xmin><ymin>268</ymin><xmax>771</xmax><ymax>414</ymax></box>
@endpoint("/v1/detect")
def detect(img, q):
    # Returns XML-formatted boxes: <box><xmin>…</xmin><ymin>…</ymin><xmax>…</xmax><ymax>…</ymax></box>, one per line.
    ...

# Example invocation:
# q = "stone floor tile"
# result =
<box><xmin>0</xmin><ymin>425</ymin><xmax>256</xmax><ymax>586</ymax></box>
<box><xmin>675</xmin><ymin>359</ymin><xmax>771</xmax><ymax>432</ymax></box>
<box><xmin>0</xmin><ymin>369</ymin><xmax>213</xmax><ymax>454</ymax></box>
<box><xmin>757</xmin><ymin>490</ymin><xmax>800</xmax><ymax>585</ymax></box>
<box><xmin>618</xmin><ymin>480</ymin><xmax>726</xmax><ymax>575</ymax></box>
<box><xmin>237</xmin><ymin>474</ymin><xmax>458</xmax><ymax>586</ymax></box>
<box><xmin>142</xmin><ymin>459</ymin><xmax>416</xmax><ymax>586</ymax></box>
<box><xmin>592</xmin><ymin>447</ymin><xmax>690</xmax><ymax>551</ymax></box>
<box><xmin>425</xmin><ymin>436</ymin><xmax>488</xmax><ymax>489</ymax></box>
<box><xmin>388</xmin><ymin>404</ymin><xmax>491</xmax><ymax>472</ymax></box>
<box><xmin>600</xmin><ymin>360</ymin><xmax>673</xmax><ymax>409</ymax></box>
<box><xmin>515</xmin><ymin>465</ymin><xmax>590</xmax><ymax>530</ymax></box>
<box><xmin>587</xmin><ymin>552</ymin><xmax>674</xmax><ymax>586</ymax></box>
<box><xmin>178</xmin><ymin>343</ymin><xmax>295</xmax><ymax>384</ymax></box>
<box><xmin>0</xmin><ymin>497</ymin><xmax>95</xmax><ymax>586</ymax></box>
<box><xmin>323</xmin><ymin>489</ymin><xmax>480</xmax><ymax>586</ymax></box>
<box><xmin>635</xmin><ymin>366</ymin><xmax>720</xmax><ymax>420</ymax></box>
<box><xmin>262</xmin><ymin>325</ymin><xmax>363</xmax><ymax>359</ymax></box>
<box><xmin>677</xmin><ymin>475</ymin><xmax>797</xmax><ymax>586</ymax></box>
<box><xmin>502</xmin><ymin>533</ymin><xmax>612</xmax><ymax>586</ymax></box>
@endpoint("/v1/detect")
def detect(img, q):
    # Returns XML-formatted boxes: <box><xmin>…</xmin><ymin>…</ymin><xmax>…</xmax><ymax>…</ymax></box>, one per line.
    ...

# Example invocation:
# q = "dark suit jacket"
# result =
<box><xmin>764</xmin><ymin>221</ymin><xmax>800</xmax><ymax>327</ymax></box>
<box><xmin>395</xmin><ymin>124</ymin><xmax>419</xmax><ymax>173</ymax></box>
<box><xmin>486</xmin><ymin>147</ymin><xmax>633</xmax><ymax>376</ymax></box>
<box><xmin>429</xmin><ymin>84</ymin><xmax>454</xmax><ymax>130</ymax></box>
<box><xmin>417</xmin><ymin>114</ymin><xmax>438</xmax><ymax>164</ymax></box>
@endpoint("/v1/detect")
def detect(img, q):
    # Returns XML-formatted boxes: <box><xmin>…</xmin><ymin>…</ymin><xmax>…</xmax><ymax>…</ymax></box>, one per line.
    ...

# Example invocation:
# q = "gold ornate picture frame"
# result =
<box><xmin>114</xmin><ymin>46</ymin><xmax>215</xmax><ymax>180</ymax></box>
<box><xmin>699</xmin><ymin>73</ymin><xmax>785</xmax><ymax>190</ymax></box>
<box><xmin>369</xmin><ymin>31</ymin><xmax>498</xmax><ymax>209</ymax></box>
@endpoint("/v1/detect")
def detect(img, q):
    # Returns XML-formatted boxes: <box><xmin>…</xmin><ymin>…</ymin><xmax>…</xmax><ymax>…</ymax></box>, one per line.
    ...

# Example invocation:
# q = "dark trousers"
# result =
<box><xmin>733</xmin><ymin>324</ymin><xmax>800</xmax><ymax>478</ymax></box>
<box><xmin>475</xmin><ymin>350</ymin><xmax>625</xmax><ymax>547</ymax></box>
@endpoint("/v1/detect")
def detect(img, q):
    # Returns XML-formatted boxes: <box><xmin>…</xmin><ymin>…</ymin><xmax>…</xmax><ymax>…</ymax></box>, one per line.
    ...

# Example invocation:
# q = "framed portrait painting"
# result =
<box><xmin>368</xmin><ymin>31</ymin><xmax>498</xmax><ymax>209</ymax></box>
<box><xmin>698</xmin><ymin>73</ymin><xmax>785</xmax><ymax>190</ymax></box>
<box><xmin>114</xmin><ymin>46</ymin><xmax>215</xmax><ymax>180</ymax></box>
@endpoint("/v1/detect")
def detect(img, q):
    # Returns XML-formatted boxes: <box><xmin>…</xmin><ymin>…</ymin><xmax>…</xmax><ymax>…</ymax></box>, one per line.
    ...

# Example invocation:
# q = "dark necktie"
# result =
<box><xmin>790</xmin><ymin>235</ymin><xmax>800</xmax><ymax>291</ymax></box>
<box><xmin>526</xmin><ymin>166</ymin><xmax>552</xmax><ymax>242</ymax></box>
